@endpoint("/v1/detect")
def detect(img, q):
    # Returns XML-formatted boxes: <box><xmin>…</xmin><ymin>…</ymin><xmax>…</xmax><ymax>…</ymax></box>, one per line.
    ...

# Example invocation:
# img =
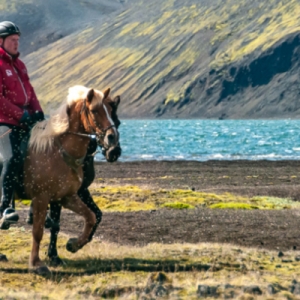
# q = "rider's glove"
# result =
<box><xmin>32</xmin><ymin>111</ymin><xmax>45</xmax><ymax>123</ymax></box>
<box><xmin>19</xmin><ymin>110</ymin><xmax>33</xmax><ymax>127</ymax></box>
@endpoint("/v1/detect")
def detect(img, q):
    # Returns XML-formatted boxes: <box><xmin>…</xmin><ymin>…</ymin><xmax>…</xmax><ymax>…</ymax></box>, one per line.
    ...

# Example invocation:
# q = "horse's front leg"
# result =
<box><xmin>77</xmin><ymin>186</ymin><xmax>102</xmax><ymax>242</ymax></box>
<box><xmin>62</xmin><ymin>194</ymin><xmax>96</xmax><ymax>253</ymax></box>
<box><xmin>29</xmin><ymin>195</ymin><xmax>51</xmax><ymax>275</ymax></box>
<box><xmin>47</xmin><ymin>202</ymin><xmax>63</xmax><ymax>266</ymax></box>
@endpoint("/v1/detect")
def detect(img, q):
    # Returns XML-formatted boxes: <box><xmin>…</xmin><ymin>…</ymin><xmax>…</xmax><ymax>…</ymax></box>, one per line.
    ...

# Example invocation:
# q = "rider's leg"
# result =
<box><xmin>0</xmin><ymin>127</ymin><xmax>25</xmax><ymax>229</ymax></box>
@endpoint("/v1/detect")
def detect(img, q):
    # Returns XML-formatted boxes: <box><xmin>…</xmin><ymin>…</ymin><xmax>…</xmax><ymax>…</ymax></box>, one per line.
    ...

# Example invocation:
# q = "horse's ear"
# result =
<box><xmin>112</xmin><ymin>96</ymin><xmax>121</xmax><ymax>110</ymax></box>
<box><xmin>103</xmin><ymin>88</ymin><xmax>110</xmax><ymax>99</ymax></box>
<box><xmin>87</xmin><ymin>89</ymin><xmax>94</xmax><ymax>104</ymax></box>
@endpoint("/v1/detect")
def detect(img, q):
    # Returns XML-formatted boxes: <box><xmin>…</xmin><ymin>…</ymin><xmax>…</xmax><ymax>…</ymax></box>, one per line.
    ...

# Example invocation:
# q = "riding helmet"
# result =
<box><xmin>0</xmin><ymin>21</ymin><xmax>21</xmax><ymax>38</ymax></box>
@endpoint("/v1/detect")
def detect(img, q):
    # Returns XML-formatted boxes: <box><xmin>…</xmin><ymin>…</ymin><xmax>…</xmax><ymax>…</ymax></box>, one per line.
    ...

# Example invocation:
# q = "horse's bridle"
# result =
<box><xmin>68</xmin><ymin>98</ymin><xmax>116</xmax><ymax>148</ymax></box>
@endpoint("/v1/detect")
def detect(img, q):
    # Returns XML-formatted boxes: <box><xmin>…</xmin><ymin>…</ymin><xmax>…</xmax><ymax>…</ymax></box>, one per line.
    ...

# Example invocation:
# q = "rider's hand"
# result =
<box><xmin>19</xmin><ymin>110</ymin><xmax>33</xmax><ymax>127</ymax></box>
<box><xmin>32</xmin><ymin>111</ymin><xmax>45</xmax><ymax>123</ymax></box>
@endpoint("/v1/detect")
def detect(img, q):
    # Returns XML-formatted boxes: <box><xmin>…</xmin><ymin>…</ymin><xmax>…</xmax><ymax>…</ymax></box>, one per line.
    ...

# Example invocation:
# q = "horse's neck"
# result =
<box><xmin>59</xmin><ymin>120</ymin><xmax>90</xmax><ymax>158</ymax></box>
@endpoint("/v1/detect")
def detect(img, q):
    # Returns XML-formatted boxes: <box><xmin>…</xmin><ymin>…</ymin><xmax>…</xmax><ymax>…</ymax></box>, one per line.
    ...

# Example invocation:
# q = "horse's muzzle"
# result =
<box><xmin>103</xmin><ymin>144</ymin><xmax>122</xmax><ymax>163</ymax></box>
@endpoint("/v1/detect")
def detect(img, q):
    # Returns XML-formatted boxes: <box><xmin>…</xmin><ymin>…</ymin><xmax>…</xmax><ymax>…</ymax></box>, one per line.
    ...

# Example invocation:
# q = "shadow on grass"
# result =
<box><xmin>0</xmin><ymin>257</ymin><xmax>243</xmax><ymax>279</ymax></box>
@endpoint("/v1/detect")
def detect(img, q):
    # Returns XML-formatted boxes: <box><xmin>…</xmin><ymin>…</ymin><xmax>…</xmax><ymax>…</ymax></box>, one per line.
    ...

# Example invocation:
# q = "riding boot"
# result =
<box><xmin>0</xmin><ymin>190</ymin><xmax>19</xmax><ymax>230</ymax></box>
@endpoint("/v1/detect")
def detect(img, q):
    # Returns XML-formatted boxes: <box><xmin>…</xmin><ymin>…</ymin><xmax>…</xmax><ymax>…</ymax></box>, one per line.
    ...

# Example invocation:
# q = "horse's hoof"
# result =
<box><xmin>30</xmin><ymin>265</ymin><xmax>51</xmax><ymax>276</ymax></box>
<box><xmin>66</xmin><ymin>238</ymin><xmax>80</xmax><ymax>253</ymax></box>
<box><xmin>0</xmin><ymin>208</ymin><xmax>19</xmax><ymax>230</ymax></box>
<box><xmin>0</xmin><ymin>253</ymin><xmax>8</xmax><ymax>262</ymax></box>
<box><xmin>49</xmin><ymin>256</ymin><xmax>65</xmax><ymax>267</ymax></box>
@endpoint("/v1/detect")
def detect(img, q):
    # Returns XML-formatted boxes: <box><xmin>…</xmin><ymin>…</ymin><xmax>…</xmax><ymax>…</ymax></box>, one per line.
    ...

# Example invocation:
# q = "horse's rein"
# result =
<box><xmin>80</xmin><ymin>98</ymin><xmax>116</xmax><ymax>140</ymax></box>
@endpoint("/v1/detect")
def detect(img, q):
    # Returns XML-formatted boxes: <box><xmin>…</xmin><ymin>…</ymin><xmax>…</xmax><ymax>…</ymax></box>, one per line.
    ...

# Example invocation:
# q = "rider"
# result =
<box><xmin>0</xmin><ymin>21</ymin><xmax>44</xmax><ymax>229</ymax></box>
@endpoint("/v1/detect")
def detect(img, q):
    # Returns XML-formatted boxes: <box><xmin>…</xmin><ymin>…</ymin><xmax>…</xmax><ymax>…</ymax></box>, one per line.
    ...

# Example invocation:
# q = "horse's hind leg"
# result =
<box><xmin>47</xmin><ymin>203</ymin><xmax>63</xmax><ymax>266</ymax></box>
<box><xmin>77</xmin><ymin>186</ymin><xmax>102</xmax><ymax>242</ymax></box>
<box><xmin>27</xmin><ymin>201</ymin><xmax>54</xmax><ymax>229</ymax></box>
<box><xmin>62</xmin><ymin>194</ymin><xmax>96</xmax><ymax>253</ymax></box>
<box><xmin>29</xmin><ymin>195</ymin><xmax>51</xmax><ymax>275</ymax></box>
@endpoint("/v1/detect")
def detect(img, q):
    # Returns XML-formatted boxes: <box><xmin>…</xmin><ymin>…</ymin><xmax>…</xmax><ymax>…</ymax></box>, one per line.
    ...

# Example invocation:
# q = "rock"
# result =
<box><xmin>289</xmin><ymin>280</ymin><xmax>300</xmax><ymax>295</ymax></box>
<box><xmin>153</xmin><ymin>285</ymin><xmax>168</xmax><ymax>297</ymax></box>
<box><xmin>278</xmin><ymin>251</ymin><xmax>284</xmax><ymax>257</ymax></box>
<box><xmin>0</xmin><ymin>253</ymin><xmax>8</xmax><ymax>262</ymax></box>
<box><xmin>293</xmin><ymin>284</ymin><xmax>300</xmax><ymax>295</ymax></box>
<box><xmin>223</xmin><ymin>284</ymin><xmax>236</xmax><ymax>299</ymax></box>
<box><xmin>267</xmin><ymin>284</ymin><xmax>277</xmax><ymax>295</ymax></box>
<box><xmin>224</xmin><ymin>284</ymin><xmax>235</xmax><ymax>290</ymax></box>
<box><xmin>295</xmin><ymin>256</ymin><xmax>300</xmax><ymax>262</ymax></box>
<box><xmin>147</xmin><ymin>272</ymin><xmax>171</xmax><ymax>286</ymax></box>
<box><xmin>197</xmin><ymin>285</ymin><xmax>218</xmax><ymax>297</ymax></box>
<box><xmin>243</xmin><ymin>285</ymin><xmax>262</xmax><ymax>295</ymax></box>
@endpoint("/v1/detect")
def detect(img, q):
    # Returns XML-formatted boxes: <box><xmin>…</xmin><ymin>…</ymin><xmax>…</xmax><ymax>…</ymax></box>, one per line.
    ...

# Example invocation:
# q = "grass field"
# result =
<box><xmin>2</xmin><ymin>185</ymin><xmax>300</xmax><ymax>299</ymax></box>
<box><xmin>1</xmin><ymin>227</ymin><xmax>300</xmax><ymax>299</ymax></box>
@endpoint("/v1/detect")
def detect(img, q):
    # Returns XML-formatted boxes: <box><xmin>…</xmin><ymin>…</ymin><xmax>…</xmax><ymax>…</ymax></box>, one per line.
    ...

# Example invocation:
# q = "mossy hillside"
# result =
<box><xmin>1</xmin><ymin>227</ymin><xmax>300</xmax><ymax>299</ymax></box>
<box><xmin>21</xmin><ymin>0</ymin><xmax>300</xmax><ymax>117</ymax></box>
<box><xmin>0</xmin><ymin>0</ymin><xmax>34</xmax><ymax>12</ymax></box>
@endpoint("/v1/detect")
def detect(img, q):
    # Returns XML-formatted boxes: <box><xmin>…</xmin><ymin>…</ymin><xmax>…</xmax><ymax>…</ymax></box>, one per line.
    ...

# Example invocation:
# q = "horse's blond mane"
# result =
<box><xmin>29</xmin><ymin>85</ymin><xmax>104</xmax><ymax>153</ymax></box>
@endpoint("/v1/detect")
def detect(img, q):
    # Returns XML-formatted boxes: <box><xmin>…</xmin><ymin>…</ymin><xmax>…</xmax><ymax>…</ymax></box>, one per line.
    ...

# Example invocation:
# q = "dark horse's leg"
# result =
<box><xmin>78</xmin><ymin>186</ymin><xmax>102</xmax><ymax>242</ymax></box>
<box><xmin>78</xmin><ymin>140</ymin><xmax>102</xmax><ymax>242</ymax></box>
<box><xmin>47</xmin><ymin>202</ymin><xmax>63</xmax><ymax>266</ymax></box>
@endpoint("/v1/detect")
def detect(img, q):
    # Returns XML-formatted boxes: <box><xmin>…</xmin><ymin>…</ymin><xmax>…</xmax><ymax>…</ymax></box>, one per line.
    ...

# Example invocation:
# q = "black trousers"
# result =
<box><xmin>0</xmin><ymin>125</ymin><xmax>28</xmax><ymax>213</ymax></box>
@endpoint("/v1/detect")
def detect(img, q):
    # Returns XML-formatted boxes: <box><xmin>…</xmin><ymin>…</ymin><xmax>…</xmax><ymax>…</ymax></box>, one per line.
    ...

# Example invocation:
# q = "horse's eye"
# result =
<box><xmin>90</xmin><ymin>109</ymin><xmax>98</xmax><ymax>114</ymax></box>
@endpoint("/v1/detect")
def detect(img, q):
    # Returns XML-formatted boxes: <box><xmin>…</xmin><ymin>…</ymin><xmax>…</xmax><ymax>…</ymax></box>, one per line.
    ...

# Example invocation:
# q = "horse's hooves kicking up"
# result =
<box><xmin>29</xmin><ymin>265</ymin><xmax>51</xmax><ymax>276</ymax></box>
<box><xmin>0</xmin><ymin>253</ymin><xmax>8</xmax><ymax>262</ymax></box>
<box><xmin>0</xmin><ymin>208</ymin><xmax>19</xmax><ymax>230</ymax></box>
<box><xmin>49</xmin><ymin>256</ymin><xmax>65</xmax><ymax>267</ymax></box>
<box><xmin>66</xmin><ymin>238</ymin><xmax>82</xmax><ymax>253</ymax></box>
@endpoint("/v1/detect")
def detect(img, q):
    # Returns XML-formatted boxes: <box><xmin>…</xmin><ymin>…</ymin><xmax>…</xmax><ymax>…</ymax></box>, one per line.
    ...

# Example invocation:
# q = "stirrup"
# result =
<box><xmin>0</xmin><ymin>208</ymin><xmax>19</xmax><ymax>230</ymax></box>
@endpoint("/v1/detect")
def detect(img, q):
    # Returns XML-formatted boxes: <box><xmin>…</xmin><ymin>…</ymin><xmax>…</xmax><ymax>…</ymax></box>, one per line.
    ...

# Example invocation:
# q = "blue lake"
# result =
<box><xmin>95</xmin><ymin>120</ymin><xmax>300</xmax><ymax>162</ymax></box>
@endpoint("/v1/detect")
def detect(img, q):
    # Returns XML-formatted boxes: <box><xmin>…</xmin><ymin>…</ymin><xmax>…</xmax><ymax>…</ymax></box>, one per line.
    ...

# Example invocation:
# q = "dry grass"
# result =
<box><xmin>1</xmin><ymin>227</ymin><xmax>300</xmax><ymax>299</ymax></box>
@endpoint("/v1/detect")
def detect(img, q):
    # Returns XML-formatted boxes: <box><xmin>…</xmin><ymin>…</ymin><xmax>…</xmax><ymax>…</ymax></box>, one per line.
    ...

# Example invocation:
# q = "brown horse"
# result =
<box><xmin>24</xmin><ymin>85</ymin><xmax>120</xmax><ymax>274</ymax></box>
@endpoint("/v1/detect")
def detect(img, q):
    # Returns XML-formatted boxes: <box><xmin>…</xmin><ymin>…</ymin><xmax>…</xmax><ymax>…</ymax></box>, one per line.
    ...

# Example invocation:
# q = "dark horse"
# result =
<box><xmin>0</xmin><ymin>85</ymin><xmax>121</xmax><ymax>274</ymax></box>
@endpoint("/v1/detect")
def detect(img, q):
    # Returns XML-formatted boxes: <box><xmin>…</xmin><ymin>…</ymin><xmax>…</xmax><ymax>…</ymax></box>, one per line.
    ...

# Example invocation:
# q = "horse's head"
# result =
<box><xmin>81</xmin><ymin>87</ymin><xmax>121</xmax><ymax>162</ymax></box>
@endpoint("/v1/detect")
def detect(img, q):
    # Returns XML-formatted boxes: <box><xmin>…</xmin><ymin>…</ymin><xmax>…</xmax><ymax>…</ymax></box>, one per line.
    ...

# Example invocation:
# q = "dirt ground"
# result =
<box><xmin>17</xmin><ymin>160</ymin><xmax>300</xmax><ymax>251</ymax></box>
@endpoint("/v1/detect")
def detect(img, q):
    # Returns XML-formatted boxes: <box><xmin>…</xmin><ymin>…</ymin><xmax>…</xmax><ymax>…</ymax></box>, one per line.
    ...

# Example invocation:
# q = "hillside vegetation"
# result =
<box><xmin>2</xmin><ymin>0</ymin><xmax>300</xmax><ymax>118</ymax></box>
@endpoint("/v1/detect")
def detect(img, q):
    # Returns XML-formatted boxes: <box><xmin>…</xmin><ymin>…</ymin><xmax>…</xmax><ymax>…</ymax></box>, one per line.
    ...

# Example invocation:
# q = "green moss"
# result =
<box><xmin>209</xmin><ymin>202</ymin><xmax>258</xmax><ymax>209</ymax></box>
<box><xmin>88</xmin><ymin>185</ymin><xmax>299</xmax><ymax>212</ymax></box>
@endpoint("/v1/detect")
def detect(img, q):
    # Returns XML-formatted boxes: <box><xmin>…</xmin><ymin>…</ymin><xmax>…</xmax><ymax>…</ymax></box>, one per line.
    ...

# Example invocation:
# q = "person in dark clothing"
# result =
<box><xmin>0</xmin><ymin>21</ymin><xmax>44</xmax><ymax>229</ymax></box>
